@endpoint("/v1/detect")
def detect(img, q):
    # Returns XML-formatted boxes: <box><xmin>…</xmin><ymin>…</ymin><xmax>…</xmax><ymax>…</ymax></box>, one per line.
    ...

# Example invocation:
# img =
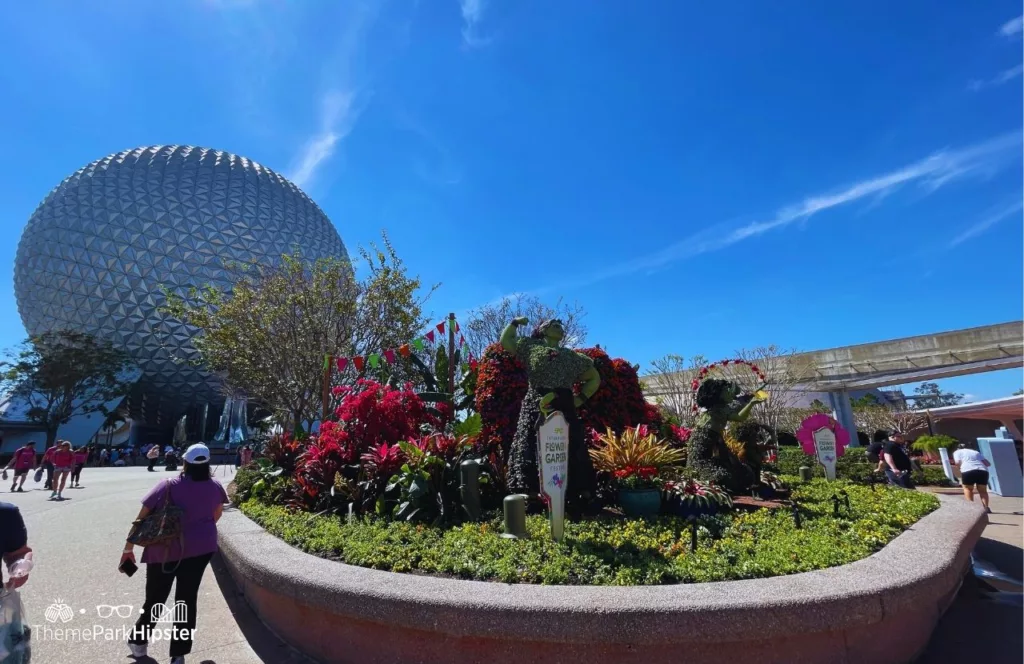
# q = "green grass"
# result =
<box><xmin>239</xmin><ymin>479</ymin><xmax>939</xmax><ymax>586</ymax></box>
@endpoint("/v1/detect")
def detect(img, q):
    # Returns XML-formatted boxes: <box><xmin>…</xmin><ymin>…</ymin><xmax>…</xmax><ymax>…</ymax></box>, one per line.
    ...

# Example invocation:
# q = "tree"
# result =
<box><xmin>463</xmin><ymin>294</ymin><xmax>587</xmax><ymax>359</ymax></box>
<box><xmin>0</xmin><ymin>330</ymin><xmax>133</xmax><ymax>446</ymax></box>
<box><xmin>163</xmin><ymin>232</ymin><xmax>436</xmax><ymax>433</ymax></box>
<box><xmin>1013</xmin><ymin>388</ymin><xmax>1023</xmax><ymax>396</ymax></box>
<box><xmin>646</xmin><ymin>354</ymin><xmax>709</xmax><ymax>428</ymax></box>
<box><xmin>911</xmin><ymin>381</ymin><xmax>963</xmax><ymax>408</ymax></box>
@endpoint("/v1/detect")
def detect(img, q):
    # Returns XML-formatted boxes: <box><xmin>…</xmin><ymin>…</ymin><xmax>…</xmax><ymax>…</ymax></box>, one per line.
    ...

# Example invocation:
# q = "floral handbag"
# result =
<box><xmin>127</xmin><ymin>480</ymin><xmax>184</xmax><ymax>548</ymax></box>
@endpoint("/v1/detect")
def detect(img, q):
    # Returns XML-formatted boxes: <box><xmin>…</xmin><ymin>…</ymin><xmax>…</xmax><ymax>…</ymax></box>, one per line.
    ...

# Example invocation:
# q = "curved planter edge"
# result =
<box><xmin>218</xmin><ymin>496</ymin><xmax>985</xmax><ymax>664</ymax></box>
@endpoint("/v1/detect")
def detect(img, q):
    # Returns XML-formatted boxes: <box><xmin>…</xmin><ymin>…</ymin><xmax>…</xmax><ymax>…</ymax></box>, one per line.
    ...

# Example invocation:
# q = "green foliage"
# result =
<box><xmin>0</xmin><ymin>330</ymin><xmax>133</xmax><ymax>445</ymax></box>
<box><xmin>772</xmin><ymin>448</ymin><xmax>953</xmax><ymax>486</ymax></box>
<box><xmin>233</xmin><ymin>460</ymin><xmax>290</xmax><ymax>506</ymax></box>
<box><xmin>240</xmin><ymin>479</ymin><xmax>937</xmax><ymax>585</ymax></box>
<box><xmin>162</xmin><ymin>233</ymin><xmax>435</xmax><ymax>431</ymax></box>
<box><xmin>912</xmin><ymin>435</ymin><xmax>958</xmax><ymax>454</ymax></box>
<box><xmin>454</xmin><ymin>413</ymin><xmax>482</xmax><ymax>439</ymax></box>
<box><xmin>912</xmin><ymin>381</ymin><xmax>962</xmax><ymax>408</ymax></box>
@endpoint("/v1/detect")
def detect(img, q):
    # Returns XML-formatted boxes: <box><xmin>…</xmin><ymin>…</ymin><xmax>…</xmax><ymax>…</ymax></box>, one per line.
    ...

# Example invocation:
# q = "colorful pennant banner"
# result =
<box><xmin>327</xmin><ymin>317</ymin><xmax>471</xmax><ymax>376</ymax></box>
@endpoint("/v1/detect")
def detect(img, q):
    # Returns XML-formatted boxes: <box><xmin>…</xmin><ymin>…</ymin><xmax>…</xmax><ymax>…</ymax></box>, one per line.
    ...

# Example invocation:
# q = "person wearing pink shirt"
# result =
<box><xmin>240</xmin><ymin>445</ymin><xmax>253</xmax><ymax>466</ymax></box>
<box><xmin>70</xmin><ymin>447</ymin><xmax>89</xmax><ymax>488</ymax></box>
<box><xmin>42</xmin><ymin>443</ymin><xmax>57</xmax><ymax>490</ymax></box>
<box><xmin>4</xmin><ymin>441</ymin><xmax>37</xmax><ymax>493</ymax></box>
<box><xmin>49</xmin><ymin>440</ymin><xmax>75</xmax><ymax>501</ymax></box>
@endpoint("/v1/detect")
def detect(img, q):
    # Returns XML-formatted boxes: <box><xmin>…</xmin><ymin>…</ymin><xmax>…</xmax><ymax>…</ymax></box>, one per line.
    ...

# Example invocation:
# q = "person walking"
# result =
<box><xmin>4</xmin><ymin>442</ymin><xmax>37</xmax><ymax>493</ymax></box>
<box><xmin>240</xmin><ymin>445</ymin><xmax>253</xmax><ymax>467</ymax></box>
<box><xmin>99</xmin><ymin>447</ymin><xmax>109</xmax><ymax>467</ymax></box>
<box><xmin>50</xmin><ymin>441</ymin><xmax>75</xmax><ymax>500</ymax></box>
<box><xmin>146</xmin><ymin>444</ymin><xmax>160</xmax><ymax>472</ymax></box>
<box><xmin>41</xmin><ymin>442</ymin><xmax>57</xmax><ymax>490</ymax></box>
<box><xmin>121</xmin><ymin>444</ymin><xmax>228</xmax><ymax>664</ymax></box>
<box><xmin>70</xmin><ymin>446</ymin><xmax>88</xmax><ymax>488</ymax></box>
<box><xmin>870</xmin><ymin>431</ymin><xmax>914</xmax><ymax>488</ymax></box>
<box><xmin>952</xmin><ymin>443</ymin><xmax>992</xmax><ymax>512</ymax></box>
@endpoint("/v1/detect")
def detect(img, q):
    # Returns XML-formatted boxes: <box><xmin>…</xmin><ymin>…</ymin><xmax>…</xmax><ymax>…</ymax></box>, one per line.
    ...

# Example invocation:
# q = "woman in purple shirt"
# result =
<box><xmin>120</xmin><ymin>443</ymin><xmax>228</xmax><ymax>664</ymax></box>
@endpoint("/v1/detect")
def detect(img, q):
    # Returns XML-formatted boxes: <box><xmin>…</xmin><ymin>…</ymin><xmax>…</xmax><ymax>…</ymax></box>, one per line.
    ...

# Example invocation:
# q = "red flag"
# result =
<box><xmin>336</xmin><ymin>357</ymin><xmax>349</xmax><ymax>372</ymax></box>
<box><xmin>454</xmin><ymin>321</ymin><xmax>461</xmax><ymax>333</ymax></box>
<box><xmin>383</xmin><ymin>349</ymin><xmax>397</xmax><ymax>364</ymax></box>
<box><xmin>398</xmin><ymin>344</ymin><xmax>411</xmax><ymax>358</ymax></box>
<box><xmin>459</xmin><ymin>334</ymin><xmax>466</xmax><ymax>346</ymax></box>
<box><xmin>353</xmin><ymin>356</ymin><xmax>365</xmax><ymax>372</ymax></box>
<box><xmin>425</xmin><ymin>330</ymin><xmax>435</xmax><ymax>343</ymax></box>
<box><xmin>436</xmin><ymin>321</ymin><xmax>446</xmax><ymax>335</ymax></box>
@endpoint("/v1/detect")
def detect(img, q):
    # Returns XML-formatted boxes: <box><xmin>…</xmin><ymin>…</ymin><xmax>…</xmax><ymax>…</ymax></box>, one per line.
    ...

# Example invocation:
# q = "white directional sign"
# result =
<box><xmin>812</xmin><ymin>427</ymin><xmax>838</xmax><ymax>480</ymax></box>
<box><xmin>537</xmin><ymin>411</ymin><xmax>569</xmax><ymax>542</ymax></box>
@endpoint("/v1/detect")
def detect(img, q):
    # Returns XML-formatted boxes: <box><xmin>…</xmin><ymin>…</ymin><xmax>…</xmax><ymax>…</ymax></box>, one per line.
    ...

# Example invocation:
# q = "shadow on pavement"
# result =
<box><xmin>209</xmin><ymin>553</ymin><xmax>319</xmax><ymax>663</ymax></box>
<box><xmin>918</xmin><ymin>574</ymin><xmax>1023</xmax><ymax>663</ymax></box>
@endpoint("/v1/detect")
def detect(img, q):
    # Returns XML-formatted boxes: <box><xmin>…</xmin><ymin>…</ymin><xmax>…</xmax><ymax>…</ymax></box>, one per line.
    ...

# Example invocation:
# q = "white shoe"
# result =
<box><xmin>128</xmin><ymin>642</ymin><xmax>148</xmax><ymax>658</ymax></box>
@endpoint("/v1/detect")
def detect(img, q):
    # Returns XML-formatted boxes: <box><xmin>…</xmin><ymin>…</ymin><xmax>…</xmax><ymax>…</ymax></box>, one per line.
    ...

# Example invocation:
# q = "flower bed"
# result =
<box><xmin>238</xmin><ymin>479</ymin><xmax>938</xmax><ymax>586</ymax></box>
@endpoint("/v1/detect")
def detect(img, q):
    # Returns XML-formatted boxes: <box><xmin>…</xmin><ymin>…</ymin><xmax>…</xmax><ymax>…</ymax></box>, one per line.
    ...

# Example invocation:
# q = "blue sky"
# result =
<box><xmin>0</xmin><ymin>0</ymin><xmax>1021</xmax><ymax>401</ymax></box>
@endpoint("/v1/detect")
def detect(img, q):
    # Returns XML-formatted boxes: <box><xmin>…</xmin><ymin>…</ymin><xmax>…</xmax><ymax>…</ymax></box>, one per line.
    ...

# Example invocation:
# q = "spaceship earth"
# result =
<box><xmin>14</xmin><ymin>145</ymin><xmax>349</xmax><ymax>424</ymax></box>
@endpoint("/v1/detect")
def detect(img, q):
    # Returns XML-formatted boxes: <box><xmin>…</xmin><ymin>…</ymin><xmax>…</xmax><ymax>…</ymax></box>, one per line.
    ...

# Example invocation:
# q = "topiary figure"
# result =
<box><xmin>686</xmin><ymin>378</ymin><xmax>765</xmax><ymax>494</ymax></box>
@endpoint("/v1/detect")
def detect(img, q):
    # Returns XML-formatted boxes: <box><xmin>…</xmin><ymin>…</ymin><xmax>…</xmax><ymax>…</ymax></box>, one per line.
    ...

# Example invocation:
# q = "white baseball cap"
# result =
<box><xmin>183</xmin><ymin>443</ymin><xmax>211</xmax><ymax>465</ymax></box>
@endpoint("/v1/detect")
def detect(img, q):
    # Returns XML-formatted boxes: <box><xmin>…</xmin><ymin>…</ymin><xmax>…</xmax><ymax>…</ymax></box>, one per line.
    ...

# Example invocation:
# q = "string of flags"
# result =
<box><xmin>324</xmin><ymin>318</ymin><xmax>471</xmax><ymax>374</ymax></box>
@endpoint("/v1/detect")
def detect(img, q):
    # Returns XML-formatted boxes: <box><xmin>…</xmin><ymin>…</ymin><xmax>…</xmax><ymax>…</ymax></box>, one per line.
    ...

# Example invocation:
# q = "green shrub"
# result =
<box><xmin>774</xmin><ymin>447</ymin><xmax>951</xmax><ymax>486</ymax></box>
<box><xmin>232</xmin><ymin>466</ymin><xmax>260</xmax><ymax>506</ymax></box>
<box><xmin>912</xmin><ymin>435</ymin><xmax>958</xmax><ymax>455</ymax></box>
<box><xmin>239</xmin><ymin>479</ymin><xmax>938</xmax><ymax>585</ymax></box>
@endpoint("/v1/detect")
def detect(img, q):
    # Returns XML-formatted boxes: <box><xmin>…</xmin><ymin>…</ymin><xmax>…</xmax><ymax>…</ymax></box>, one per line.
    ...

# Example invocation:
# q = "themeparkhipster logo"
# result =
<box><xmin>34</xmin><ymin>599</ymin><xmax>196</xmax><ymax>643</ymax></box>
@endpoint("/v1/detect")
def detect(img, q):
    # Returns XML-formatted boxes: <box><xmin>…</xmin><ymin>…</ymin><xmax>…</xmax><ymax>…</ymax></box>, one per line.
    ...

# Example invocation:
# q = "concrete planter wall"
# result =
<box><xmin>218</xmin><ymin>497</ymin><xmax>985</xmax><ymax>664</ymax></box>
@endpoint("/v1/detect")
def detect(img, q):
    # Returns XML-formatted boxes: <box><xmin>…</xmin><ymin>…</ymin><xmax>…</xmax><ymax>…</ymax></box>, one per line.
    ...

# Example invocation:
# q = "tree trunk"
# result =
<box><xmin>46</xmin><ymin>426</ymin><xmax>58</xmax><ymax>447</ymax></box>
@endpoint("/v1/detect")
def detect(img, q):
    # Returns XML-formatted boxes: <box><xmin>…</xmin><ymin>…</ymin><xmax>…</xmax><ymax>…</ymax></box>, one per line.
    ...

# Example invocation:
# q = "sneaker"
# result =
<box><xmin>127</xmin><ymin>642</ymin><xmax>148</xmax><ymax>658</ymax></box>
<box><xmin>49</xmin><ymin>491</ymin><xmax>57</xmax><ymax>500</ymax></box>
<box><xmin>170</xmin><ymin>657</ymin><xmax>185</xmax><ymax>664</ymax></box>
<box><xmin>16</xmin><ymin>487</ymin><xmax>24</xmax><ymax>492</ymax></box>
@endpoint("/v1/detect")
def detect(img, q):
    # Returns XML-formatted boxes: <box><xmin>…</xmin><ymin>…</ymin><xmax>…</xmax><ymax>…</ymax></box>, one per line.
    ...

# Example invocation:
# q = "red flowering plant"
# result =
<box><xmin>292</xmin><ymin>428</ymin><xmax>349</xmax><ymax>511</ymax></box>
<box><xmin>661</xmin><ymin>478</ymin><xmax>733</xmax><ymax>514</ymax></box>
<box><xmin>262</xmin><ymin>432</ymin><xmax>305</xmax><ymax>475</ymax></box>
<box><xmin>331</xmin><ymin>379</ymin><xmax>434</xmax><ymax>457</ymax></box>
<box><xmin>474</xmin><ymin>343</ymin><xmax>528</xmax><ymax>462</ymax></box>
<box><xmin>613</xmin><ymin>465</ymin><xmax>661</xmax><ymax>490</ymax></box>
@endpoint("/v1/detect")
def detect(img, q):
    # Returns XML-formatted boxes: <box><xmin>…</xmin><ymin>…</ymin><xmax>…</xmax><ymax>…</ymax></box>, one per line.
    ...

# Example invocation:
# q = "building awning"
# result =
<box><xmin>920</xmin><ymin>395</ymin><xmax>1024</xmax><ymax>421</ymax></box>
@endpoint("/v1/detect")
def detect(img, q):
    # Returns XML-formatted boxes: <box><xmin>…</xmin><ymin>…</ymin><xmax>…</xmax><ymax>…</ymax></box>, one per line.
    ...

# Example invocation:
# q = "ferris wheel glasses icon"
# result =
<box><xmin>96</xmin><ymin>604</ymin><xmax>134</xmax><ymax>619</ymax></box>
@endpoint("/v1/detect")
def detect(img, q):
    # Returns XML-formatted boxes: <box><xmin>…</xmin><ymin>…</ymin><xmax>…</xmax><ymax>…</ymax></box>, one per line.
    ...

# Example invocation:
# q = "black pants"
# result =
<box><xmin>130</xmin><ymin>553</ymin><xmax>213</xmax><ymax>657</ymax></box>
<box><xmin>43</xmin><ymin>462</ymin><xmax>54</xmax><ymax>489</ymax></box>
<box><xmin>71</xmin><ymin>464</ymin><xmax>83</xmax><ymax>483</ymax></box>
<box><xmin>147</xmin><ymin>458</ymin><xmax>157</xmax><ymax>471</ymax></box>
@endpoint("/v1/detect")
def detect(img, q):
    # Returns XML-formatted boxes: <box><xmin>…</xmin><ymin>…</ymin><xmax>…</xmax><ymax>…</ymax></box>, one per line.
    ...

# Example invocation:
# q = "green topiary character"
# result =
<box><xmin>501</xmin><ymin>317</ymin><xmax>601</xmax><ymax>510</ymax></box>
<box><xmin>686</xmin><ymin>378</ymin><xmax>765</xmax><ymax>494</ymax></box>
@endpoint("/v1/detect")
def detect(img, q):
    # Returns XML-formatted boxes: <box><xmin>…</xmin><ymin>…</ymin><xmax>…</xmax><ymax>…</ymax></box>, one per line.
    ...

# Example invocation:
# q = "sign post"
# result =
<box><xmin>796</xmin><ymin>413</ymin><xmax>849</xmax><ymax>481</ymax></box>
<box><xmin>537</xmin><ymin>411</ymin><xmax>569</xmax><ymax>542</ymax></box>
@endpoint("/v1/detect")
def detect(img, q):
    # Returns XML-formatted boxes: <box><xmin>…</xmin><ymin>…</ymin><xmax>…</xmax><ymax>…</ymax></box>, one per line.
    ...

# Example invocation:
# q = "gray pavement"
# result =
<box><xmin>2</xmin><ymin>465</ymin><xmax>313</xmax><ymax>664</ymax></box>
<box><xmin>918</xmin><ymin>490</ymin><xmax>1023</xmax><ymax>664</ymax></box>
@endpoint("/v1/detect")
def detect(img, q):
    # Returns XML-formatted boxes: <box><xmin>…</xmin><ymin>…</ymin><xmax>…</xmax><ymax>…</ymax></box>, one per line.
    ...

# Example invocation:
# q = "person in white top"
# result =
<box><xmin>951</xmin><ymin>444</ymin><xmax>992</xmax><ymax>512</ymax></box>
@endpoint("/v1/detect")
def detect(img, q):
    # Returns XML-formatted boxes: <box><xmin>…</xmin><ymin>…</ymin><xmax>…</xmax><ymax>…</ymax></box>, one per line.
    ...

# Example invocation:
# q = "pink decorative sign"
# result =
<box><xmin>796</xmin><ymin>413</ymin><xmax>849</xmax><ymax>480</ymax></box>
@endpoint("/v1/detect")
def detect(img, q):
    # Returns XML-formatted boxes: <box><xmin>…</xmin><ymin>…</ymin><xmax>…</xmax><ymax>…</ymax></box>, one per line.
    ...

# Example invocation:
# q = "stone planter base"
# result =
<box><xmin>218</xmin><ymin>497</ymin><xmax>985</xmax><ymax>664</ymax></box>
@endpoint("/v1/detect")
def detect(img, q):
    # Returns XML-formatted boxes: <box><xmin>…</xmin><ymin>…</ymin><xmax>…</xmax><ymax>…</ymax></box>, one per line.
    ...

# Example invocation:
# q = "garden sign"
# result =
<box><xmin>796</xmin><ymin>413</ymin><xmax>849</xmax><ymax>481</ymax></box>
<box><xmin>537</xmin><ymin>411</ymin><xmax>569</xmax><ymax>542</ymax></box>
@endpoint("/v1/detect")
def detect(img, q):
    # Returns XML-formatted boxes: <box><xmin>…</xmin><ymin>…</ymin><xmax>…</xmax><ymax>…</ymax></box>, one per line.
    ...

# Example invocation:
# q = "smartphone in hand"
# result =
<box><xmin>119</xmin><ymin>559</ymin><xmax>138</xmax><ymax>578</ymax></box>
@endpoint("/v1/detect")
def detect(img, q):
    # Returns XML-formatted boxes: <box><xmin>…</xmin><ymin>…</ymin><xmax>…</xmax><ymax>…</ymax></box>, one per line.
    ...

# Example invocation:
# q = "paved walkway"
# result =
<box><xmin>918</xmin><ymin>490</ymin><xmax>1023</xmax><ymax>663</ymax></box>
<box><xmin>2</xmin><ymin>466</ymin><xmax>312</xmax><ymax>664</ymax></box>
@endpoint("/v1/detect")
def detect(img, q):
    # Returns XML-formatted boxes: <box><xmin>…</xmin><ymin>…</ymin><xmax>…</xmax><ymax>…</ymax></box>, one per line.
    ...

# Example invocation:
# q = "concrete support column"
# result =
<box><xmin>828</xmin><ymin>389</ymin><xmax>859</xmax><ymax>446</ymax></box>
<box><xmin>998</xmin><ymin>418</ymin><xmax>1023</xmax><ymax>441</ymax></box>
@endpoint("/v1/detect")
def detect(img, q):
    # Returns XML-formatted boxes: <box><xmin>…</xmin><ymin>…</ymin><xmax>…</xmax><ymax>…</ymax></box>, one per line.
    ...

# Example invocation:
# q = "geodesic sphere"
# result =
<box><xmin>14</xmin><ymin>145</ymin><xmax>348</xmax><ymax>424</ymax></box>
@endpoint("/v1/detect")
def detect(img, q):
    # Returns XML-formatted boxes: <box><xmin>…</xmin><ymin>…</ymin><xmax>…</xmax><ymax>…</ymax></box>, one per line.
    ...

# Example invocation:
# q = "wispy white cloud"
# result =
<box><xmin>999</xmin><ymin>15</ymin><xmax>1023</xmax><ymax>38</ymax></box>
<box><xmin>948</xmin><ymin>200</ymin><xmax>1024</xmax><ymax>247</ymax></box>
<box><xmin>286</xmin><ymin>2</ymin><xmax>383</xmax><ymax>190</ymax></box>
<box><xmin>459</xmin><ymin>0</ymin><xmax>491</xmax><ymax>48</ymax></box>
<box><xmin>289</xmin><ymin>91</ymin><xmax>363</xmax><ymax>189</ymax></box>
<box><xmin>531</xmin><ymin>131</ymin><xmax>1023</xmax><ymax>295</ymax></box>
<box><xmin>967</xmin><ymin>64</ymin><xmax>1024</xmax><ymax>91</ymax></box>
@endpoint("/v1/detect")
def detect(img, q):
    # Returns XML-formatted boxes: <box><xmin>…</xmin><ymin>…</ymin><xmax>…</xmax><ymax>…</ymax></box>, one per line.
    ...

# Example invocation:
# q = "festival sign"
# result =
<box><xmin>537</xmin><ymin>411</ymin><xmax>569</xmax><ymax>542</ymax></box>
<box><xmin>796</xmin><ymin>413</ymin><xmax>849</xmax><ymax>480</ymax></box>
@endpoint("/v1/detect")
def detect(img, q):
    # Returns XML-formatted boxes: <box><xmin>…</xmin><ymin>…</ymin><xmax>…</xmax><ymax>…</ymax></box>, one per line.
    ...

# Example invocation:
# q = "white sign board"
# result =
<box><xmin>812</xmin><ymin>427</ymin><xmax>838</xmax><ymax>480</ymax></box>
<box><xmin>938</xmin><ymin>447</ymin><xmax>956</xmax><ymax>483</ymax></box>
<box><xmin>537</xmin><ymin>411</ymin><xmax>569</xmax><ymax>542</ymax></box>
